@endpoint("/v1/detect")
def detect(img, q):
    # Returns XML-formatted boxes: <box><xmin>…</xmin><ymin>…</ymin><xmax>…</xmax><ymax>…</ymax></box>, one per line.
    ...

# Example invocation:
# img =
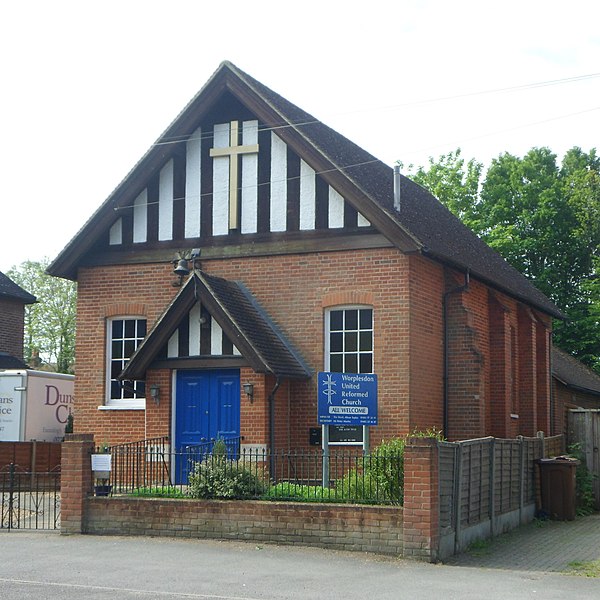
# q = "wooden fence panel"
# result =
<box><xmin>438</xmin><ymin>433</ymin><xmax>564</xmax><ymax>556</ymax></box>
<box><xmin>0</xmin><ymin>441</ymin><xmax>61</xmax><ymax>472</ymax></box>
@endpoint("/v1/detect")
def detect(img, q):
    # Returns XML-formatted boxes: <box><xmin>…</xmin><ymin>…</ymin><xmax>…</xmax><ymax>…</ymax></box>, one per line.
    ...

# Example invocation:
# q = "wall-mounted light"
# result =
<box><xmin>149</xmin><ymin>384</ymin><xmax>160</xmax><ymax>405</ymax></box>
<box><xmin>172</xmin><ymin>248</ymin><xmax>201</xmax><ymax>286</ymax></box>
<box><xmin>243</xmin><ymin>382</ymin><xmax>254</xmax><ymax>403</ymax></box>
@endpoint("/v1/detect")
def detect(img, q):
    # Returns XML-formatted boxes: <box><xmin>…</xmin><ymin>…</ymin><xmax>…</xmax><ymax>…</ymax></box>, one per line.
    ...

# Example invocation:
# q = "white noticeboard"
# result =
<box><xmin>91</xmin><ymin>454</ymin><xmax>112</xmax><ymax>472</ymax></box>
<box><xmin>0</xmin><ymin>375</ymin><xmax>23</xmax><ymax>442</ymax></box>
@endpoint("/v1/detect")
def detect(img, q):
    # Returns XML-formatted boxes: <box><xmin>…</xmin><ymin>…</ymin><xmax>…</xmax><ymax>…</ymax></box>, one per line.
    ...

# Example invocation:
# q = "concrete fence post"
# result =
<box><xmin>403</xmin><ymin>436</ymin><xmax>440</xmax><ymax>562</ymax></box>
<box><xmin>61</xmin><ymin>433</ymin><xmax>94</xmax><ymax>534</ymax></box>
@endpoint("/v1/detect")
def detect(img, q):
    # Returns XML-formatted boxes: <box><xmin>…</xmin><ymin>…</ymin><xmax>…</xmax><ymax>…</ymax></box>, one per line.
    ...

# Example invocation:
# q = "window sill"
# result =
<box><xmin>98</xmin><ymin>400</ymin><xmax>146</xmax><ymax>411</ymax></box>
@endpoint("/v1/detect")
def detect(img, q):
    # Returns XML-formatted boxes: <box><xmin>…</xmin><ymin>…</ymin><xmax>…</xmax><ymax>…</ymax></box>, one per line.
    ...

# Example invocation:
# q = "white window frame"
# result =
<box><xmin>101</xmin><ymin>316</ymin><xmax>147</xmax><ymax>410</ymax></box>
<box><xmin>324</xmin><ymin>305</ymin><xmax>374</xmax><ymax>446</ymax></box>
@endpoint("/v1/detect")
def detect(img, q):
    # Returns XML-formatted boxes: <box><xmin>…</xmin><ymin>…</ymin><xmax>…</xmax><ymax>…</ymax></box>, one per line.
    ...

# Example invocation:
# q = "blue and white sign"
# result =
<box><xmin>317</xmin><ymin>372</ymin><xmax>378</xmax><ymax>426</ymax></box>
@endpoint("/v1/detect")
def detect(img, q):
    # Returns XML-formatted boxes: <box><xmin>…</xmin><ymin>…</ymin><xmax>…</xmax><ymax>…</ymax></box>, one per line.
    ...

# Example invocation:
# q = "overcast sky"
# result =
<box><xmin>1</xmin><ymin>0</ymin><xmax>599</xmax><ymax>274</ymax></box>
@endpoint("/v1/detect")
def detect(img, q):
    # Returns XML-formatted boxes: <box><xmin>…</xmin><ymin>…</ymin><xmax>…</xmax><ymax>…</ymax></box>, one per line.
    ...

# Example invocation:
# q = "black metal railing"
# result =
<box><xmin>99</xmin><ymin>440</ymin><xmax>403</xmax><ymax>505</ymax></box>
<box><xmin>0</xmin><ymin>463</ymin><xmax>61</xmax><ymax>530</ymax></box>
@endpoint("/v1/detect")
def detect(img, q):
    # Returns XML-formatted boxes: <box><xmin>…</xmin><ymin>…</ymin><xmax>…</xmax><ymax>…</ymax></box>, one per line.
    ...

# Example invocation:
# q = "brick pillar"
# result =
<box><xmin>403</xmin><ymin>437</ymin><xmax>440</xmax><ymax>562</ymax></box>
<box><xmin>61</xmin><ymin>433</ymin><xmax>94</xmax><ymax>534</ymax></box>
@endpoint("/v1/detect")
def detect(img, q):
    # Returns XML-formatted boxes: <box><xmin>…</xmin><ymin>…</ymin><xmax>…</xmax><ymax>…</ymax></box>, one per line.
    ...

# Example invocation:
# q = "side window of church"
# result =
<box><xmin>108</xmin><ymin>318</ymin><xmax>147</xmax><ymax>401</ymax></box>
<box><xmin>327</xmin><ymin>308</ymin><xmax>373</xmax><ymax>374</ymax></box>
<box><xmin>326</xmin><ymin>307</ymin><xmax>373</xmax><ymax>445</ymax></box>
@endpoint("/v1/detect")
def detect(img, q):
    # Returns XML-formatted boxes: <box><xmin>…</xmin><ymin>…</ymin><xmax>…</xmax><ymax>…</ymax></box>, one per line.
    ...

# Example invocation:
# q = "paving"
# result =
<box><xmin>446</xmin><ymin>512</ymin><xmax>600</xmax><ymax>572</ymax></box>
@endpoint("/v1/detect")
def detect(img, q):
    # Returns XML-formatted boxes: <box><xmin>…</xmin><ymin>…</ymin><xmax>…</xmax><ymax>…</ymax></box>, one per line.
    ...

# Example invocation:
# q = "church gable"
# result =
<box><xmin>159</xmin><ymin>300</ymin><xmax>242</xmax><ymax>360</ymax></box>
<box><xmin>106</xmin><ymin>114</ymin><xmax>372</xmax><ymax>252</ymax></box>
<box><xmin>121</xmin><ymin>271</ymin><xmax>311</xmax><ymax>381</ymax></box>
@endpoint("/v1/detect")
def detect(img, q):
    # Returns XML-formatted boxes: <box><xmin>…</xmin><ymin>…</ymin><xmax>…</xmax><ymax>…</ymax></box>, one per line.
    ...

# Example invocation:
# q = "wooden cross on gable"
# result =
<box><xmin>210</xmin><ymin>120</ymin><xmax>259</xmax><ymax>230</ymax></box>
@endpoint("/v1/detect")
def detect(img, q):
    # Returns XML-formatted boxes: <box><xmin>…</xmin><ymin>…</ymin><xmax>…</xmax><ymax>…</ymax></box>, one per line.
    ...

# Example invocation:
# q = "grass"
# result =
<box><xmin>466</xmin><ymin>538</ymin><xmax>493</xmax><ymax>557</ymax></box>
<box><xmin>565</xmin><ymin>560</ymin><xmax>600</xmax><ymax>577</ymax></box>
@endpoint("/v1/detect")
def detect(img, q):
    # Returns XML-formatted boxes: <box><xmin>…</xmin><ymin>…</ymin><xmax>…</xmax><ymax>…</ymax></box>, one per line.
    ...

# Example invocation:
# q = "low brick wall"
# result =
<box><xmin>84</xmin><ymin>497</ymin><xmax>403</xmax><ymax>555</ymax></box>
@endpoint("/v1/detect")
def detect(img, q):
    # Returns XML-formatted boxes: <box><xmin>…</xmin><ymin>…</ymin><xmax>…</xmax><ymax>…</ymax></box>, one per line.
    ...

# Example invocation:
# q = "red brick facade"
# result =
<box><xmin>0</xmin><ymin>297</ymin><xmax>26</xmax><ymax>359</ymax></box>
<box><xmin>72</xmin><ymin>244</ymin><xmax>553</xmax><ymax>448</ymax></box>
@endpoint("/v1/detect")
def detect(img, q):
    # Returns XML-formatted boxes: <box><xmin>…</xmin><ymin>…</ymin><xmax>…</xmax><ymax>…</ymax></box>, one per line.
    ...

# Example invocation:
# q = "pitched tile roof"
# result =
<box><xmin>48</xmin><ymin>61</ymin><xmax>561</xmax><ymax>319</ymax></box>
<box><xmin>121</xmin><ymin>271</ymin><xmax>311</xmax><ymax>380</ymax></box>
<box><xmin>552</xmin><ymin>346</ymin><xmax>600</xmax><ymax>397</ymax></box>
<box><xmin>0</xmin><ymin>271</ymin><xmax>36</xmax><ymax>304</ymax></box>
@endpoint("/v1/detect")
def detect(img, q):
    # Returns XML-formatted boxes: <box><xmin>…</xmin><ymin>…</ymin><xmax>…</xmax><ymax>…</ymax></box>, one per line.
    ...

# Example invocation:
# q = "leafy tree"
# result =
<box><xmin>405</xmin><ymin>146</ymin><xmax>600</xmax><ymax>374</ymax></box>
<box><xmin>6</xmin><ymin>259</ymin><xmax>76</xmax><ymax>374</ymax></box>
<box><xmin>401</xmin><ymin>149</ymin><xmax>484</xmax><ymax>232</ymax></box>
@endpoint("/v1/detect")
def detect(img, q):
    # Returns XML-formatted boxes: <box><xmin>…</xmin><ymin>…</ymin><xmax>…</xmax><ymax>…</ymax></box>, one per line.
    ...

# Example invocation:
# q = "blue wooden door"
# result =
<box><xmin>175</xmin><ymin>369</ymin><xmax>240</xmax><ymax>482</ymax></box>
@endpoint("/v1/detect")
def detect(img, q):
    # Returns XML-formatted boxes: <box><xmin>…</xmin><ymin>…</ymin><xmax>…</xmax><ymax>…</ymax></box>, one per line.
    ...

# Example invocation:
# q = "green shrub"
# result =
<box><xmin>264</xmin><ymin>482</ymin><xmax>335</xmax><ymax>502</ymax></box>
<box><xmin>335</xmin><ymin>468</ymin><xmax>384</xmax><ymax>503</ymax></box>
<box><xmin>187</xmin><ymin>440</ymin><xmax>266</xmax><ymax>500</ymax></box>
<box><xmin>568</xmin><ymin>443</ymin><xmax>597</xmax><ymax>517</ymax></box>
<box><xmin>336</xmin><ymin>430</ymin><xmax>444</xmax><ymax>505</ymax></box>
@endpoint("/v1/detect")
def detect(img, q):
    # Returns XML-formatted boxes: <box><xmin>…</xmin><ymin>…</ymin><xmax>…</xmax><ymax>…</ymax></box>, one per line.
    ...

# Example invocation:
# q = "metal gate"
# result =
<box><xmin>0</xmin><ymin>463</ymin><xmax>61</xmax><ymax>530</ymax></box>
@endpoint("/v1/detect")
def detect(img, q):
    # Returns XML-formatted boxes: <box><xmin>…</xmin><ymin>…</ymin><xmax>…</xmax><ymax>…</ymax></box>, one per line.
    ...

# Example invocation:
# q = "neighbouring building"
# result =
<box><xmin>48</xmin><ymin>61</ymin><xmax>563</xmax><ymax>453</ymax></box>
<box><xmin>552</xmin><ymin>346</ymin><xmax>600</xmax><ymax>433</ymax></box>
<box><xmin>0</xmin><ymin>271</ymin><xmax>36</xmax><ymax>369</ymax></box>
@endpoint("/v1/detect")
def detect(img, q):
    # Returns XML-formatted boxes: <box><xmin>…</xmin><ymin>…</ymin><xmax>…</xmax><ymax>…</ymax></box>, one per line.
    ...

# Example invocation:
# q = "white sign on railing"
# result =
<box><xmin>91</xmin><ymin>453</ymin><xmax>112</xmax><ymax>472</ymax></box>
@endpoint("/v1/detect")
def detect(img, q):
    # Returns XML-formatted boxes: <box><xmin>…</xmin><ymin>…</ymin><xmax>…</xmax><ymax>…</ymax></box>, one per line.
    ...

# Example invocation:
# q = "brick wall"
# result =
<box><xmin>73</xmin><ymin>245</ymin><xmax>553</xmax><ymax>448</ymax></box>
<box><xmin>74</xmin><ymin>248</ymin><xmax>424</xmax><ymax>448</ymax></box>
<box><xmin>0</xmin><ymin>298</ymin><xmax>25</xmax><ymax>358</ymax></box>
<box><xmin>445</xmin><ymin>275</ymin><xmax>486</xmax><ymax>441</ymax></box>
<box><xmin>83</xmin><ymin>498</ymin><xmax>403</xmax><ymax>555</ymax></box>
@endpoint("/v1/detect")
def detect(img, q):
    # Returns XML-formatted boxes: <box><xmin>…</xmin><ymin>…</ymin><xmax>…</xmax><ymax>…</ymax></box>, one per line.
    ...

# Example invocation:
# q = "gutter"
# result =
<box><xmin>269</xmin><ymin>376</ymin><xmax>282</xmax><ymax>478</ymax></box>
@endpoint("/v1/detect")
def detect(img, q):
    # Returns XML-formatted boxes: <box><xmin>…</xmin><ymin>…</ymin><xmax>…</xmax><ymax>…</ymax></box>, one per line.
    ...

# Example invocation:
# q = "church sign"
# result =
<box><xmin>317</xmin><ymin>372</ymin><xmax>378</xmax><ymax>426</ymax></box>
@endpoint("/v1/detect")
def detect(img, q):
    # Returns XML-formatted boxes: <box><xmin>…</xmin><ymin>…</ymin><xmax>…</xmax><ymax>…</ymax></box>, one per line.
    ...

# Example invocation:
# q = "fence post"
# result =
<box><xmin>537</xmin><ymin>430</ymin><xmax>545</xmax><ymax>457</ymax></box>
<box><xmin>518</xmin><ymin>436</ymin><xmax>525</xmax><ymax>524</ymax></box>
<box><xmin>403</xmin><ymin>437</ymin><xmax>440</xmax><ymax>562</ymax></box>
<box><xmin>61</xmin><ymin>433</ymin><xmax>95</xmax><ymax>534</ymax></box>
<box><xmin>453</xmin><ymin>443</ymin><xmax>463</xmax><ymax>552</ymax></box>
<box><xmin>7</xmin><ymin>463</ymin><xmax>15</xmax><ymax>530</ymax></box>
<box><xmin>489</xmin><ymin>438</ymin><xmax>495</xmax><ymax>538</ymax></box>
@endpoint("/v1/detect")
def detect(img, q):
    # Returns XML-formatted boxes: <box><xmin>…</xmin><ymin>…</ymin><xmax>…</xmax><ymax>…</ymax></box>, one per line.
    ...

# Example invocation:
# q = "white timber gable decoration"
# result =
<box><xmin>106</xmin><ymin>119</ymin><xmax>371</xmax><ymax>247</ymax></box>
<box><xmin>164</xmin><ymin>301</ymin><xmax>242</xmax><ymax>360</ymax></box>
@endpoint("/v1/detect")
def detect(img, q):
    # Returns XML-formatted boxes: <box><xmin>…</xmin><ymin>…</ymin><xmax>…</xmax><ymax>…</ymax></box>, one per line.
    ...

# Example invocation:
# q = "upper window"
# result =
<box><xmin>326</xmin><ymin>307</ymin><xmax>373</xmax><ymax>374</ymax></box>
<box><xmin>106</xmin><ymin>317</ymin><xmax>147</xmax><ymax>407</ymax></box>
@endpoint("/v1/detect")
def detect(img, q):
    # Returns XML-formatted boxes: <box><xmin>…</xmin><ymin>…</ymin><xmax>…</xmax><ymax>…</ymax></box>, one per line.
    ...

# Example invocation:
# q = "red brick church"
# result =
<box><xmin>48</xmin><ymin>61</ymin><xmax>562</xmax><ymax>451</ymax></box>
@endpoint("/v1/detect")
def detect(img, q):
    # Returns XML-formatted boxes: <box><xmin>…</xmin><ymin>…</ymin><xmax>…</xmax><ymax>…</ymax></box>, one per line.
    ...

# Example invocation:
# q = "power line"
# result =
<box><xmin>152</xmin><ymin>72</ymin><xmax>600</xmax><ymax>148</ymax></box>
<box><xmin>401</xmin><ymin>105</ymin><xmax>600</xmax><ymax>161</ymax></box>
<box><xmin>335</xmin><ymin>72</ymin><xmax>600</xmax><ymax>116</ymax></box>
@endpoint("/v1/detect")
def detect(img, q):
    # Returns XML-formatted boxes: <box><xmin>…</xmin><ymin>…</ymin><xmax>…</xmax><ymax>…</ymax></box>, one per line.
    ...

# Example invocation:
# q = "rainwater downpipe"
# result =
<box><xmin>269</xmin><ymin>375</ymin><xmax>282</xmax><ymax>479</ymax></box>
<box><xmin>443</xmin><ymin>269</ymin><xmax>470</xmax><ymax>439</ymax></box>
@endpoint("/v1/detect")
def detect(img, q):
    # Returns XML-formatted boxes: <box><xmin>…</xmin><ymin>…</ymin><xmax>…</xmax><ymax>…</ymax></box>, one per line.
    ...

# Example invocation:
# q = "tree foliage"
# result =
<box><xmin>7</xmin><ymin>259</ymin><xmax>76</xmax><ymax>374</ymax></box>
<box><xmin>404</xmin><ymin>146</ymin><xmax>600</xmax><ymax>374</ymax></box>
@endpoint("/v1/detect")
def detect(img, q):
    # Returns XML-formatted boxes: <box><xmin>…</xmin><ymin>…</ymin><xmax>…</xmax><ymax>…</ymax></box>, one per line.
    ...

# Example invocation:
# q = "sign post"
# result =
<box><xmin>317</xmin><ymin>372</ymin><xmax>378</xmax><ymax>486</ymax></box>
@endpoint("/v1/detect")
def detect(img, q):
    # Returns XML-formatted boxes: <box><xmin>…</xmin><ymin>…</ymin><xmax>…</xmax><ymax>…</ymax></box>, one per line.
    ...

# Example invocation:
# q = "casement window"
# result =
<box><xmin>104</xmin><ymin>317</ymin><xmax>147</xmax><ymax>409</ymax></box>
<box><xmin>324</xmin><ymin>306</ymin><xmax>374</xmax><ymax>444</ymax></box>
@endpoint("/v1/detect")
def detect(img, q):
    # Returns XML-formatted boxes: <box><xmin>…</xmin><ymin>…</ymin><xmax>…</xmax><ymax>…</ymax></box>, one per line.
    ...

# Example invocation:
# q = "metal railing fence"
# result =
<box><xmin>98</xmin><ymin>439</ymin><xmax>403</xmax><ymax>505</ymax></box>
